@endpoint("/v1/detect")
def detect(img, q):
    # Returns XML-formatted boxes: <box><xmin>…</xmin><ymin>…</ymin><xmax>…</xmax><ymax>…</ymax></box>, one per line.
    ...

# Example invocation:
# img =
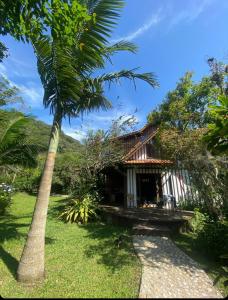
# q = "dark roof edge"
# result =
<box><xmin>117</xmin><ymin>123</ymin><xmax>155</xmax><ymax>139</ymax></box>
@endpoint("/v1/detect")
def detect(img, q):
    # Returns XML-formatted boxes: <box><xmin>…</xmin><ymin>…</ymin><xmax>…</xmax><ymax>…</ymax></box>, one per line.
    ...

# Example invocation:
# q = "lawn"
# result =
<box><xmin>172</xmin><ymin>232</ymin><xmax>228</xmax><ymax>297</ymax></box>
<box><xmin>0</xmin><ymin>193</ymin><xmax>141</xmax><ymax>298</ymax></box>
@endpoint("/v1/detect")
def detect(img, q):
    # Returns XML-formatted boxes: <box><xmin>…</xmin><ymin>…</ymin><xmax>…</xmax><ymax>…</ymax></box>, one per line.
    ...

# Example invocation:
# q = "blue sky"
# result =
<box><xmin>0</xmin><ymin>0</ymin><xmax>228</xmax><ymax>141</ymax></box>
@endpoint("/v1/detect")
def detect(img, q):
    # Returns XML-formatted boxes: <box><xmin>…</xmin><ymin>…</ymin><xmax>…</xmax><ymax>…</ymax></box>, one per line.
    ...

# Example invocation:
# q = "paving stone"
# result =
<box><xmin>133</xmin><ymin>235</ymin><xmax>223</xmax><ymax>299</ymax></box>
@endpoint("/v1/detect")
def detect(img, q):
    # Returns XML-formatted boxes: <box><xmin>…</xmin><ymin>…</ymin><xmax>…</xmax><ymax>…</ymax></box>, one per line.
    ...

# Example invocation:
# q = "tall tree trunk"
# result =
<box><xmin>17</xmin><ymin>113</ymin><xmax>61</xmax><ymax>283</ymax></box>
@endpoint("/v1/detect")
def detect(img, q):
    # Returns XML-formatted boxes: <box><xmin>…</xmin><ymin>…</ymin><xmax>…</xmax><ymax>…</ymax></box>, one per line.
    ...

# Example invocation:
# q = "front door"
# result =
<box><xmin>136</xmin><ymin>173</ymin><xmax>162</xmax><ymax>205</ymax></box>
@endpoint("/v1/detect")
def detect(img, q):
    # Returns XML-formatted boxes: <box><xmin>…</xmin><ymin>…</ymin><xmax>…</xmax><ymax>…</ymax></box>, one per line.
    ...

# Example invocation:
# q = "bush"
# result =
<box><xmin>0</xmin><ymin>183</ymin><xmax>13</xmax><ymax>215</ymax></box>
<box><xmin>189</xmin><ymin>208</ymin><xmax>209</xmax><ymax>234</ymax></box>
<box><xmin>189</xmin><ymin>209</ymin><xmax>228</xmax><ymax>261</ymax></box>
<box><xmin>13</xmin><ymin>168</ymin><xmax>41</xmax><ymax>194</ymax></box>
<box><xmin>196</xmin><ymin>221</ymin><xmax>228</xmax><ymax>260</ymax></box>
<box><xmin>59</xmin><ymin>193</ymin><xmax>99</xmax><ymax>224</ymax></box>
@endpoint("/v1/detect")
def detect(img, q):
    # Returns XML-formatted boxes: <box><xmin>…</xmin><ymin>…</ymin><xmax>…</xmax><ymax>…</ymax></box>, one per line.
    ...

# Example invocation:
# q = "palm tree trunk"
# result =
<box><xmin>17</xmin><ymin>112</ymin><xmax>62</xmax><ymax>283</ymax></box>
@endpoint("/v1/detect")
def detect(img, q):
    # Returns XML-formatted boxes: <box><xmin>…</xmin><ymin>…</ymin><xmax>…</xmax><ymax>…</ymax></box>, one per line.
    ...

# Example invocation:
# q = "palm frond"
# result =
<box><xmin>0</xmin><ymin>113</ymin><xmax>40</xmax><ymax>169</ymax></box>
<box><xmin>103</xmin><ymin>40</ymin><xmax>138</xmax><ymax>55</ymax></box>
<box><xmin>86</xmin><ymin>69</ymin><xmax>159</xmax><ymax>89</ymax></box>
<box><xmin>33</xmin><ymin>38</ymin><xmax>83</xmax><ymax>117</ymax></box>
<box><xmin>74</xmin><ymin>0</ymin><xmax>125</xmax><ymax>72</ymax></box>
<box><xmin>0</xmin><ymin>112</ymin><xmax>28</xmax><ymax>146</ymax></box>
<box><xmin>102</xmin><ymin>40</ymin><xmax>138</xmax><ymax>63</ymax></box>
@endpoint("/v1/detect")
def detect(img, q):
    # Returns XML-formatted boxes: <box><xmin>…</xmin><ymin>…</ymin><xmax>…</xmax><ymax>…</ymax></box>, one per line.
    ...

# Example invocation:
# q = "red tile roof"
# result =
<box><xmin>124</xmin><ymin>159</ymin><xmax>173</xmax><ymax>165</ymax></box>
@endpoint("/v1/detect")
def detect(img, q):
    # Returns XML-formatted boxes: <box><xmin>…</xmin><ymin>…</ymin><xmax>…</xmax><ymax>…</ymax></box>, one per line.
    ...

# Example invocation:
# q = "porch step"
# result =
<box><xmin>132</xmin><ymin>223</ymin><xmax>171</xmax><ymax>236</ymax></box>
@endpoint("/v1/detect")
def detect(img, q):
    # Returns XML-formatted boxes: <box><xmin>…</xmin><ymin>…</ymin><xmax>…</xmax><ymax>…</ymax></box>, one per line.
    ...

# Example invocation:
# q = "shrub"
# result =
<box><xmin>189</xmin><ymin>208</ymin><xmax>209</xmax><ymax>234</ymax></box>
<box><xmin>196</xmin><ymin>221</ymin><xmax>228</xmax><ymax>260</ymax></box>
<box><xmin>188</xmin><ymin>209</ymin><xmax>228</xmax><ymax>261</ymax></box>
<box><xmin>59</xmin><ymin>193</ymin><xmax>99</xmax><ymax>224</ymax></box>
<box><xmin>0</xmin><ymin>183</ymin><xmax>13</xmax><ymax>215</ymax></box>
<box><xmin>13</xmin><ymin>168</ymin><xmax>41</xmax><ymax>194</ymax></box>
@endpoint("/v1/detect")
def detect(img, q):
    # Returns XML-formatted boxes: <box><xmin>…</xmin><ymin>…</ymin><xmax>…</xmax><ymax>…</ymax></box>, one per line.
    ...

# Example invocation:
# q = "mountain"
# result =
<box><xmin>26</xmin><ymin>118</ymin><xmax>83</xmax><ymax>153</ymax></box>
<box><xmin>0</xmin><ymin>109</ymin><xmax>83</xmax><ymax>153</ymax></box>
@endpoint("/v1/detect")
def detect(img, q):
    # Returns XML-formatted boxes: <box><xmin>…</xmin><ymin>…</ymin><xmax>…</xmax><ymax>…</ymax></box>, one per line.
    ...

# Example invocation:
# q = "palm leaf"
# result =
<box><xmin>86</xmin><ymin>69</ymin><xmax>159</xmax><ymax>89</ymax></box>
<box><xmin>102</xmin><ymin>40</ymin><xmax>138</xmax><ymax>63</ymax></box>
<box><xmin>0</xmin><ymin>112</ymin><xmax>40</xmax><ymax>169</ymax></box>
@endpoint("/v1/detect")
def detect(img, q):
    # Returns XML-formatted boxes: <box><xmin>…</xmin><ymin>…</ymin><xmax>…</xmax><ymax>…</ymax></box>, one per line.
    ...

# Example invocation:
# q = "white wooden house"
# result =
<box><xmin>104</xmin><ymin>123</ymin><xmax>194</xmax><ymax>208</ymax></box>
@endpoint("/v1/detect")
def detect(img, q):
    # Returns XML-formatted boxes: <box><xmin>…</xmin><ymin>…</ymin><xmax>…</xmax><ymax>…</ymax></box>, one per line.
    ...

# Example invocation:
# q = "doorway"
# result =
<box><xmin>136</xmin><ymin>173</ymin><xmax>162</xmax><ymax>205</ymax></box>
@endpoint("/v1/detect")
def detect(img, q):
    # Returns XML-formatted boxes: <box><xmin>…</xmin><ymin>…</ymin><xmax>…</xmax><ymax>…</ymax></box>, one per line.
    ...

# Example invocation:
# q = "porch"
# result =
<box><xmin>100</xmin><ymin>205</ymin><xmax>194</xmax><ymax>234</ymax></box>
<box><xmin>103</xmin><ymin>164</ymin><xmax>195</xmax><ymax>209</ymax></box>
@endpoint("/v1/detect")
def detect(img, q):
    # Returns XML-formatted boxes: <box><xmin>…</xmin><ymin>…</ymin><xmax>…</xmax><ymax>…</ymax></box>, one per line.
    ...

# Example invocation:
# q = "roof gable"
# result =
<box><xmin>124</xmin><ymin>128</ymin><xmax>158</xmax><ymax>160</ymax></box>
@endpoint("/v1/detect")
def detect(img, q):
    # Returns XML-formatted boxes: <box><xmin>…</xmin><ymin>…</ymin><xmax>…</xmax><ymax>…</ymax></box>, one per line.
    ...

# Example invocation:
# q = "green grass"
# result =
<box><xmin>0</xmin><ymin>193</ymin><xmax>141</xmax><ymax>298</ymax></box>
<box><xmin>171</xmin><ymin>232</ymin><xmax>228</xmax><ymax>297</ymax></box>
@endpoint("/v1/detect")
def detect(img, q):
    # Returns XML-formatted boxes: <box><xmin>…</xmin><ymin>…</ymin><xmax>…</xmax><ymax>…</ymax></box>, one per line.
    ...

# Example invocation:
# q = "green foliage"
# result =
<box><xmin>189</xmin><ymin>208</ymin><xmax>209</xmax><ymax>234</ymax></box>
<box><xmin>13</xmin><ymin>167</ymin><xmax>41</xmax><ymax>194</ymax></box>
<box><xmin>204</xmin><ymin>95</ymin><xmax>228</xmax><ymax>155</ymax></box>
<box><xmin>188</xmin><ymin>209</ymin><xmax>228</xmax><ymax>261</ymax></box>
<box><xmin>0</xmin><ymin>192</ymin><xmax>140</xmax><ymax>298</ymax></box>
<box><xmin>0</xmin><ymin>111</ymin><xmax>41</xmax><ymax>174</ymax></box>
<box><xmin>0</xmin><ymin>0</ymin><xmax>91</xmax><ymax>43</ymax></box>
<box><xmin>71</xmin><ymin>116</ymin><xmax>135</xmax><ymax>201</ymax></box>
<box><xmin>195</xmin><ymin>221</ymin><xmax>228</xmax><ymax>261</ymax></box>
<box><xmin>147</xmin><ymin>71</ymin><xmax>217</xmax><ymax>130</ymax></box>
<box><xmin>0</xmin><ymin>183</ymin><xmax>12</xmax><ymax>215</ymax></box>
<box><xmin>0</xmin><ymin>109</ymin><xmax>83</xmax><ymax>153</ymax></box>
<box><xmin>203</xmin><ymin>58</ymin><xmax>228</xmax><ymax>155</ymax></box>
<box><xmin>52</xmin><ymin>152</ymin><xmax>82</xmax><ymax>194</ymax></box>
<box><xmin>59</xmin><ymin>193</ymin><xmax>99</xmax><ymax>224</ymax></box>
<box><xmin>24</xmin><ymin>117</ymin><xmax>83</xmax><ymax>153</ymax></box>
<box><xmin>0</xmin><ymin>41</ymin><xmax>7</xmax><ymax>62</ymax></box>
<box><xmin>0</xmin><ymin>75</ymin><xmax>23</xmax><ymax>107</ymax></box>
<box><xmin>147</xmin><ymin>59</ymin><xmax>228</xmax><ymax>220</ymax></box>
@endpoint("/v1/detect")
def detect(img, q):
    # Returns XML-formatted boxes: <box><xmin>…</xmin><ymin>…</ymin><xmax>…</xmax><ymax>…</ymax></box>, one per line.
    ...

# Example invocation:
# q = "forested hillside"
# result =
<box><xmin>1</xmin><ymin>109</ymin><xmax>83</xmax><ymax>153</ymax></box>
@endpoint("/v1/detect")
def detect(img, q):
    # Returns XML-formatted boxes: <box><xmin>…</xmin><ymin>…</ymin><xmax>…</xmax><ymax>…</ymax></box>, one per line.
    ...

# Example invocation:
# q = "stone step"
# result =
<box><xmin>132</xmin><ymin>223</ymin><xmax>171</xmax><ymax>236</ymax></box>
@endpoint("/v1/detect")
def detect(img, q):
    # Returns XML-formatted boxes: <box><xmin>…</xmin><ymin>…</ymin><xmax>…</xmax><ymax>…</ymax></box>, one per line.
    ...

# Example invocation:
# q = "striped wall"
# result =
<box><xmin>130</xmin><ymin>144</ymin><xmax>147</xmax><ymax>160</ymax></box>
<box><xmin>128</xmin><ymin>139</ymin><xmax>155</xmax><ymax>160</ymax></box>
<box><xmin>126</xmin><ymin>167</ymin><xmax>194</xmax><ymax>208</ymax></box>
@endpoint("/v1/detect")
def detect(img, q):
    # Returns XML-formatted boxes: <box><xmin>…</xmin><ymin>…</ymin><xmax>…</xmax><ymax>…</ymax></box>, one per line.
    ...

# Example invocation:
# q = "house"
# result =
<box><xmin>103</xmin><ymin>123</ymin><xmax>194</xmax><ymax>208</ymax></box>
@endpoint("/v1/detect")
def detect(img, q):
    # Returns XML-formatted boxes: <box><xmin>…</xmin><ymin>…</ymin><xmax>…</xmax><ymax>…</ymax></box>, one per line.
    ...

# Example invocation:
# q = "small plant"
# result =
<box><xmin>59</xmin><ymin>193</ymin><xmax>99</xmax><ymax>224</ymax></box>
<box><xmin>189</xmin><ymin>208</ymin><xmax>208</xmax><ymax>234</ymax></box>
<box><xmin>0</xmin><ymin>183</ymin><xmax>13</xmax><ymax>215</ymax></box>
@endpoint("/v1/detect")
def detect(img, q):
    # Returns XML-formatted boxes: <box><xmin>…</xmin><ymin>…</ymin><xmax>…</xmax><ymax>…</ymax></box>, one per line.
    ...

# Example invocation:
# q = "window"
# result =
<box><xmin>146</xmin><ymin>143</ymin><xmax>154</xmax><ymax>158</ymax></box>
<box><xmin>146</xmin><ymin>141</ymin><xmax>161</xmax><ymax>158</ymax></box>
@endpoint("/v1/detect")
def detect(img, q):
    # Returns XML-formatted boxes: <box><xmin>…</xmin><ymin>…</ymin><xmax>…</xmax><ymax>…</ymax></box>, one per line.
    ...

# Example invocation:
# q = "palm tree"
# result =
<box><xmin>17</xmin><ymin>0</ymin><xmax>159</xmax><ymax>283</ymax></box>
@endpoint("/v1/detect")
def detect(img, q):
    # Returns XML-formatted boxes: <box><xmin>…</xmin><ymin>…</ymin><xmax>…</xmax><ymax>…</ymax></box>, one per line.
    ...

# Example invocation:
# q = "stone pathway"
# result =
<box><xmin>133</xmin><ymin>235</ymin><xmax>223</xmax><ymax>298</ymax></box>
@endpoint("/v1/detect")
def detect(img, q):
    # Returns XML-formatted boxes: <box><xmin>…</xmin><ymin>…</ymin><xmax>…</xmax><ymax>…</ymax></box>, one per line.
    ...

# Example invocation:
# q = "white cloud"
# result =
<box><xmin>16</xmin><ymin>83</ymin><xmax>43</xmax><ymax>108</ymax></box>
<box><xmin>111</xmin><ymin>10</ymin><xmax>163</xmax><ymax>43</ymax></box>
<box><xmin>0</xmin><ymin>61</ymin><xmax>43</xmax><ymax>108</ymax></box>
<box><xmin>62</xmin><ymin>127</ymin><xmax>87</xmax><ymax>141</ymax></box>
<box><xmin>111</xmin><ymin>0</ymin><xmax>215</xmax><ymax>43</ymax></box>
<box><xmin>0</xmin><ymin>64</ymin><xmax>7</xmax><ymax>77</ymax></box>
<box><xmin>168</xmin><ymin>0</ymin><xmax>214</xmax><ymax>29</ymax></box>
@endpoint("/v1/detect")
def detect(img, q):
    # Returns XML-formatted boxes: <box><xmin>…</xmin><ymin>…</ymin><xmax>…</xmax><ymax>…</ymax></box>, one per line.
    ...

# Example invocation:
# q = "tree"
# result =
<box><xmin>147</xmin><ymin>71</ymin><xmax>217</xmax><ymax>130</ymax></box>
<box><xmin>0</xmin><ymin>75</ymin><xmax>23</xmax><ymax>106</ymax></box>
<box><xmin>204</xmin><ymin>95</ymin><xmax>228</xmax><ymax>155</ymax></box>
<box><xmin>0</xmin><ymin>0</ymin><xmax>92</xmax><ymax>68</ymax></box>
<box><xmin>0</xmin><ymin>41</ymin><xmax>7</xmax><ymax>62</ymax></box>
<box><xmin>66</xmin><ymin>115</ymin><xmax>136</xmax><ymax>202</ymax></box>
<box><xmin>17</xmin><ymin>0</ymin><xmax>158</xmax><ymax>283</ymax></box>
<box><xmin>0</xmin><ymin>0</ymin><xmax>92</xmax><ymax>42</ymax></box>
<box><xmin>203</xmin><ymin>58</ymin><xmax>228</xmax><ymax>155</ymax></box>
<box><xmin>147</xmin><ymin>63</ymin><xmax>227</xmax><ymax>219</ymax></box>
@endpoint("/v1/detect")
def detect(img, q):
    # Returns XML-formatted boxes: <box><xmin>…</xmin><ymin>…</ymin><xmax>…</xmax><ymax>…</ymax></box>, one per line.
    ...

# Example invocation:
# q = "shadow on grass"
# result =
<box><xmin>0</xmin><ymin>245</ymin><xmax>19</xmax><ymax>279</ymax></box>
<box><xmin>0</xmin><ymin>213</ymin><xmax>56</xmax><ymax>279</ymax></box>
<box><xmin>48</xmin><ymin>197</ymin><xmax>70</xmax><ymax>219</ymax></box>
<box><xmin>81</xmin><ymin>222</ymin><xmax>138</xmax><ymax>273</ymax></box>
<box><xmin>0</xmin><ymin>220</ymin><xmax>28</xmax><ymax>243</ymax></box>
